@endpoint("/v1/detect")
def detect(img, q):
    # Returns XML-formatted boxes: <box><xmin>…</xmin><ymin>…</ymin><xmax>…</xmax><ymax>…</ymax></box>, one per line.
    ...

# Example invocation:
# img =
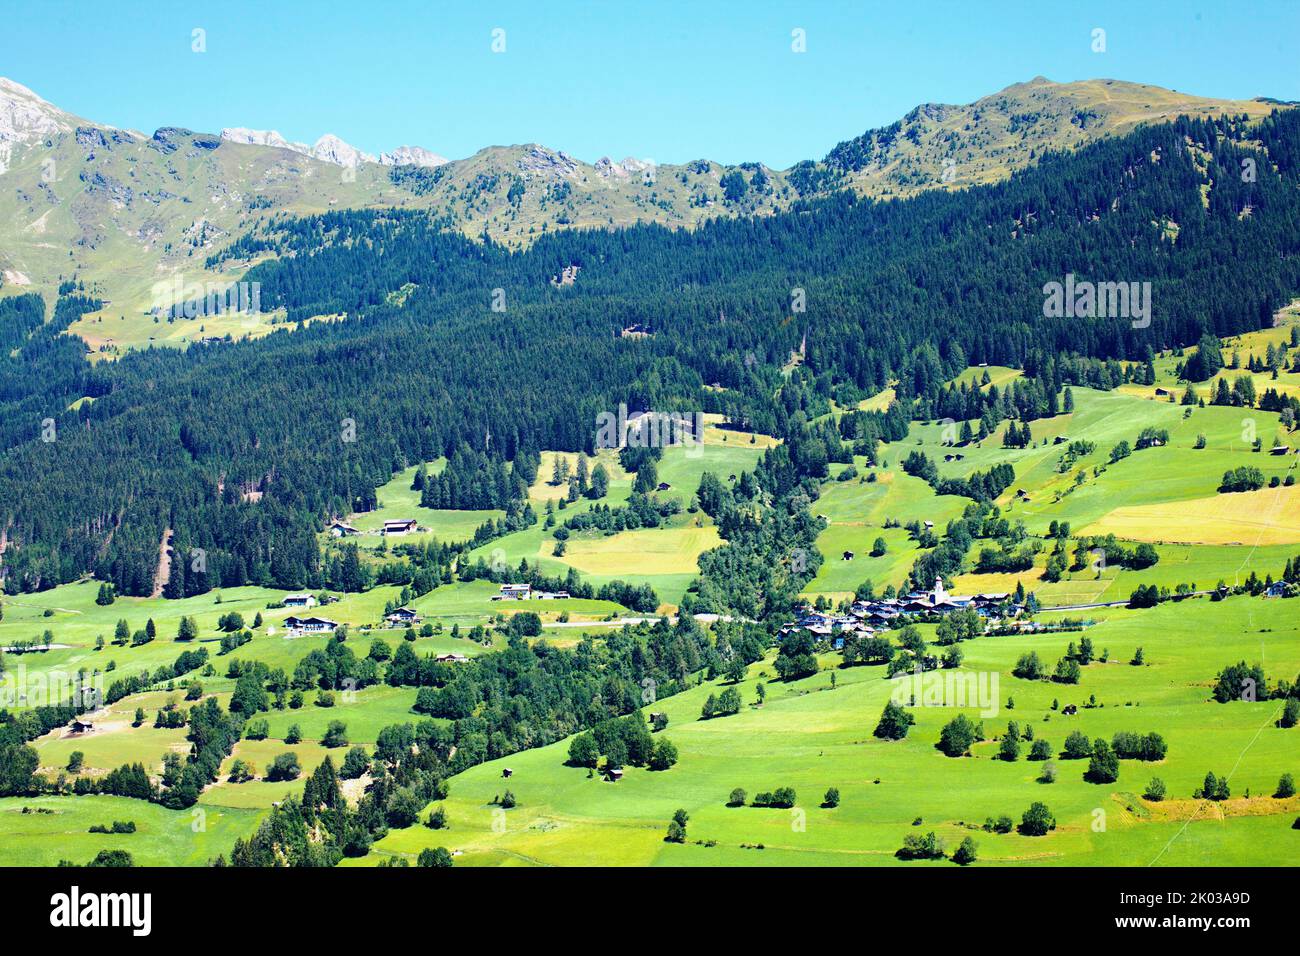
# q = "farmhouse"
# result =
<box><xmin>327</xmin><ymin>521</ymin><xmax>358</xmax><ymax>537</ymax></box>
<box><xmin>857</xmin><ymin>606</ymin><xmax>902</xmax><ymax>626</ymax></box>
<box><xmin>283</xmin><ymin>593</ymin><xmax>317</xmax><ymax>608</ymax></box>
<box><xmin>493</xmin><ymin>583</ymin><xmax>569</xmax><ymax>600</ymax></box>
<box><xmin>1269</xmin><ymin>444</ymin><xmax>1291</xmax><ymax>455</ymax></box>
<box><xmin>780</xmin><ymin>611</ymin><xmax>875</xmax><ymax>649</ymax></box>
<box><xmin>385</xmin><ymin>607</ymin><xmax>420</xmax><ymax>626</ymax></box>
<box><xmin>435</xmin><ymin>653</ymin><xmax>470</xmax><ymax>664</ymax></box>
<box><xmin>382</xmin><ymin>518</ymin><xmax>418</xmax><ymax>535</ymax></box>
<box><xmin>69</xmin><ymin>720</ymin><xmax>93</xmax><ymax>734</ymax></box>
<box><xmin>284</xmin><ymin>615</ymin><xmax>339</xmax><ymax>634</ymax></box>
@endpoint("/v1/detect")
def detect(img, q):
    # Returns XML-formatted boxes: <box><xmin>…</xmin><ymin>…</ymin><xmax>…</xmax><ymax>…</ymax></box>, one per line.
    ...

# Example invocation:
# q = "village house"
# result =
<box><xmin>385</xmin><ymin>607</ymin><xmax>421</xmax><ymax>627</ymax></box>
<box><xmin>382</xmin><ymin>518</ymin><xmax>418</xmax><ymax>535</ymax></box>
<box><xmin>435</xmin><ymin>653</ymin><xmax>470</xmax><ymax>664</ymax></box>
<box><xmin>853</xmin><ymin>601</ymin><xmax>903</xmax><ymax>626</ymax></box>
<box><xmin>283</xmin><ymin>593</ymin><xmax>317</xmax><ymax>609</ymax></box>
<box><xmin>494</xmin><ymin>583</ymin><xmax>532</xmax><ymax>601</ymax></box>
<box><xmin>779</xmin><ymin>610</ymin><xmax>874</xmax><ymax>649</ymax></box>
<box><xmin>491</xmin><ymin>583</ymin><xmax>569</xmax><ymax>601</ymax></box>
<box><xmin>284</xmin><ymin>615</ymin><xmax>339</xmax><ymax>635</ymax></box>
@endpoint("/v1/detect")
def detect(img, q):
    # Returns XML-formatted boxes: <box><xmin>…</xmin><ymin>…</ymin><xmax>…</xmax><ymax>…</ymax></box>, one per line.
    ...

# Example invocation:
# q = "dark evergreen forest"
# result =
<box><xmin>2</xmin><ymin>111</ymin><xmax>1299</xmax><ymax>596</ymax></box>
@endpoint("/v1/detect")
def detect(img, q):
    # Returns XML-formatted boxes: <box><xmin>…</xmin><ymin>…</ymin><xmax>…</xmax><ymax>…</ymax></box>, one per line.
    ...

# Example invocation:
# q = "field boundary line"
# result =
<box><xmin>1146</xmin><ymin>700</ymin><xmax>1283</xmax><ymax>866</ymax></box>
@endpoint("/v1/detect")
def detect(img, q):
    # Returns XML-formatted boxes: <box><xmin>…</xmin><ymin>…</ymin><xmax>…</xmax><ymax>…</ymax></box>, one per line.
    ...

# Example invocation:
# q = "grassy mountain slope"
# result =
<box><xmin>0</xmin><ymin>76</ymin><xmax>1285</xmax><ymax>351</ymax></box>
<box><xmin>824</xmin><ymin>76</ymin><xmax>1283</xmax><ymax>197</ymax></box>
<box><xmin>364</xmin><ymin>594</ymin><xmax>1298</xmax><ymax>867</ymax></box>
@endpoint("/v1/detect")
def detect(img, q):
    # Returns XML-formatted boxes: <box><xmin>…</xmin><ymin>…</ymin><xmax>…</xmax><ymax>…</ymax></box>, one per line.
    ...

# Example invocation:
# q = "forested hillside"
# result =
<box><xmin>2</xmin><ymin>110</ymin><xmax>1300</xmax><ymax>596</ymax></box>
<box><xmin>2</xmin><ymin>74</ymin><xmax>1278</xmax><ymax>325</ymax></box>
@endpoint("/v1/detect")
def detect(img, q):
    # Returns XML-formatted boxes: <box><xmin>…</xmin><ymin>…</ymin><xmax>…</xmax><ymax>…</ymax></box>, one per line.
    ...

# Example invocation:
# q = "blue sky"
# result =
<box><xmin>3</xmin><ymin>0</ymin><xmax>1297</xmax><ymax>168</ymax></box>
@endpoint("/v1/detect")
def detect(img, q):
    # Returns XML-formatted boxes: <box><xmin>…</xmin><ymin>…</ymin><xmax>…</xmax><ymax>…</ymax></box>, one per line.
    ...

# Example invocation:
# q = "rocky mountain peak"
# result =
<box><xmin>222</xmin><ymin>126</ymin><xmax>434</xmax><ymax>169</ymax></box>
<box><xmin>0</xmin><ymin>76</ymin><xmax>73</xmax><ymax>145</ymax></box>
<box><xmin>379</xmin><ymin>145</ymin><xmax>447</xmax><ymax>168</ymax></box>
<box><xmin>221</xmin><ymin>127</ymin><xmax>312</xmax><ymax>156</ymax></box>
<box><xmin>309</xmin><ymin>134</ymin><xmax>376</xmax><ymax>168</ymax></box>
<box><xmin>517</xmin><ymin>144</ymin><xmax>579</xmax><ymax>178</ymax></box>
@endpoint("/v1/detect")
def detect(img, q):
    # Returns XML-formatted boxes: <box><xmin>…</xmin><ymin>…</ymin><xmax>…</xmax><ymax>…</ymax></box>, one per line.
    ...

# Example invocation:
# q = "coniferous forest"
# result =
<box><xmin>2</xmin><ymin>111</ymin><xmax>1300</xmax><ymax>598</ymax></box>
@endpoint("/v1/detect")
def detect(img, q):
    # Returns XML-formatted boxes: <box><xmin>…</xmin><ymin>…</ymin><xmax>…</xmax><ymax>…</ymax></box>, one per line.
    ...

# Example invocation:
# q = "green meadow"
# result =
<box><xmin>338</xmin><ymin>459</ymin><xmax>505</xmax><ymax>550</ymax></box>
<box><xmin>0</xmin><ymin>794</ymin><xmax>261</xmax><ymax>867</ymax></box>
<box><xmin>368</xmin><ymin>594</ymin><xmax>1299</xmax><ymax>867</ymax></box>
<box><xmin>801</xmin><ymin>380</ymin><xmax>1298</xmax><ymax>603</ymax></box>
<box><xmin>458</xmin><ymin>441</ymin><xmax>766</xmax><ymax>609</ymax></box>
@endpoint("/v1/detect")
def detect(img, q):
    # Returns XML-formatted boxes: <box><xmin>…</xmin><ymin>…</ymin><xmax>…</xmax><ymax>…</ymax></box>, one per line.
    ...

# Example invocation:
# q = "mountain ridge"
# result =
<box><xmin>0</xmin><ymin>75</ymin><xmax>1288</xmax><ymax>349</ymax></box>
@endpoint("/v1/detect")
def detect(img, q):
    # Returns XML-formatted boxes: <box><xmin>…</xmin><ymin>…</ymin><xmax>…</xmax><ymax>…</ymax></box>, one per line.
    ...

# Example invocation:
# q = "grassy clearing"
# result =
<box><xmin>1087</xmin><ymin>484</ymin><xmax>1300</xmax><ymax>546</ymax></box>
<box><xmin>556</xmin><ymin>526</ymin><xmax>722</xmax><ymax>577</ymax></box>
<box><xmin>896</xmin><ymin>386</ymin><xmax>1291</xmax><ymax>537</ymax></box>
<box><xmin>461</xmin><ymin>442</ymin><xmax>767</xmax><ymax>608</ymax></box>
<box><xmin>950</xmin><ymin>365</ymin><xmax>1023</xmax><ymax>390</ymax></box>
<box><xmin>336</xmin><ymin>460</ymin><xmax>503</xmax><ymax>548</ymax></box>
<box><xmin>953</xmin><ymin>542</ymin><xmax>1297</xmax><ymax>606</ymax></box>
<box><xmin>0</xmin><ymin>795</ymin><xmax>262</xmax><ymax>866</ymax></box>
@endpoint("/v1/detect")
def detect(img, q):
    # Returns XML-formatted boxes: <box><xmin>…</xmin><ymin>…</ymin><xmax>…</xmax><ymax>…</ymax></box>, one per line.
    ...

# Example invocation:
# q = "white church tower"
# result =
<box><xmin>931</xmin><ymin>575</ymin><xmax>948</xmax><ymax>604</ymax></box>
